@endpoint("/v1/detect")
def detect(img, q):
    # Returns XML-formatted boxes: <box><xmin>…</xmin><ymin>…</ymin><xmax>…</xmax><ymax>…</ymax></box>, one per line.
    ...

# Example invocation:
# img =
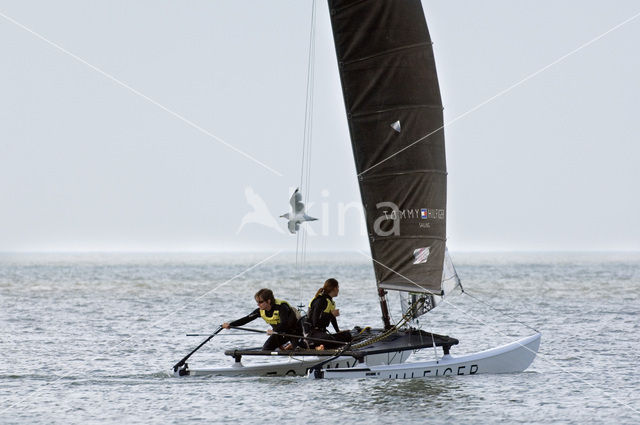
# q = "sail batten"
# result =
<box><xmin>351</xmin><ymin>105</ymin><xmax>442</xmax><ymax>119</ymax></box>
<box><xmin>329</xmin><ymin>0</ymin><xmax>447</xmax><ymax>294</ymax></box>
<box><xmin>342</xmin><ymin>41</ymin><xmax>432</xmax><ymax>65</ymax></box>
<box><xmin>361</xmin><ymin>170</ymin><xmax>447</xmax><ymax>181</ymax></box>
<box><xmin>370</xmin><ymin>236</ymin><xmax>446</xmax><ymax>242</ymax></box>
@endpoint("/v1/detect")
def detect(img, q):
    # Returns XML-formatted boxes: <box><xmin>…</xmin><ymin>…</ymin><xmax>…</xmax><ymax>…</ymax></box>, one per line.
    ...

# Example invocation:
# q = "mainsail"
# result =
<box><xmin>328</xmin><ymin>0</ymin><xmax>447</xmax><ymax>294</ymax></box>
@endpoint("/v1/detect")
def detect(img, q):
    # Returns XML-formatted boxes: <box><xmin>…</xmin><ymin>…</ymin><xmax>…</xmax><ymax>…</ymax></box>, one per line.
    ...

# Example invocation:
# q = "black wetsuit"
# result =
<box><xmin>229</xmin><ymin>301</ymin><xmax>299</xmax><ymax>350</ymax></box>
<box><xmin>307</xmin><ymin>293</ymin><xmax>351</xmax><ymax>348</ymax></box>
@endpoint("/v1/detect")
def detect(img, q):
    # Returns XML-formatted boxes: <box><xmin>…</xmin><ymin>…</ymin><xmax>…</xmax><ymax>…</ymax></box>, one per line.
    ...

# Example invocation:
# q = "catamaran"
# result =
<box><xmin>172</xmin><ymin>0</ymin><xmax>540</xmax><ymax>379</ymax></box>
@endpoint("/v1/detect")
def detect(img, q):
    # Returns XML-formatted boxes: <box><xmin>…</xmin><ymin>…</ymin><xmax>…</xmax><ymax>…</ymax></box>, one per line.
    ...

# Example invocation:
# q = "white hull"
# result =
<box><xmin>311</xmin><ymin>333</ymin><xmax>541</xmax><ymax>380</ymax></box>
<box><xmin>174</xmin><ymin>350</ymin><xmax>412</xmax><ymax>377</ymax></box>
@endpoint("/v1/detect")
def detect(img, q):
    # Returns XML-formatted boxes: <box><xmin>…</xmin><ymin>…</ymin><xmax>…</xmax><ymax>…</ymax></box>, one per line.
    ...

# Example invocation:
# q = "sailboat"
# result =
<box><xmin>171</xmin><ymin>0</ymin><xmax>540</xmax><ymax>379</ymax></box>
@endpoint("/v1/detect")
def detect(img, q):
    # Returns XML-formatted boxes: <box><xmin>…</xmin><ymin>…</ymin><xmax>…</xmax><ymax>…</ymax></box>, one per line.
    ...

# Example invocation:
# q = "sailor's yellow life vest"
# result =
<box><xmin>260</xmin><ymin>299</ymin><xmax>292</xmax><ymax>326</ymax></box>
<box><xmin>309</xmin><ymin>294</ymin><xmax>336</xmax><ymax>314</ymax></box>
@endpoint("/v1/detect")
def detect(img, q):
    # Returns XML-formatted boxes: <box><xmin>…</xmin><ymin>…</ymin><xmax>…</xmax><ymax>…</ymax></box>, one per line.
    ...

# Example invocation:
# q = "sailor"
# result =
<box><xmin>222</xmin><ymin>288</ymin><xmax>300</xmax><ymax>351</ymax></box>
<box><xmin>306</xmin><ymin>278</ymin><xmax>352</xmax><ymax>349</ymax></box>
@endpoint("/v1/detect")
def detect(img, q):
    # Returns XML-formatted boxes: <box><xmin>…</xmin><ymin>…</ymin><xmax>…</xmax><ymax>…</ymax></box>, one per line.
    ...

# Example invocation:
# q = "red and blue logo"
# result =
<box><xmin>420</xmin><ymin>208</ymin><xmax>428</xmax><ymax>219</ymax></box>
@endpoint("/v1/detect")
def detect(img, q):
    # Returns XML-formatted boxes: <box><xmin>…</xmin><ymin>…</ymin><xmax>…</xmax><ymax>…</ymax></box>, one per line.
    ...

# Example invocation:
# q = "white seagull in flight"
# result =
<box><xmin>280</xmin><ymin>188</ymin><xmax>317</xmax><ymax>234</ymax></box>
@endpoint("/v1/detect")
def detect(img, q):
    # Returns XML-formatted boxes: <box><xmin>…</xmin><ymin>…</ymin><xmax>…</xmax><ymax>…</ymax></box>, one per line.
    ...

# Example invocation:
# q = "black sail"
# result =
<box><xmin>328</xmin><ymin>0</ymin><xmax>446</xmax><ymax>293</ymax></box>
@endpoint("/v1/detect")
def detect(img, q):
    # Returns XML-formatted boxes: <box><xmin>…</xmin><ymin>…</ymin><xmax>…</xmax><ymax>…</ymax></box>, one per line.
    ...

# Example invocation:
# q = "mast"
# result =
<box><xmin>328</xmin><ymin>0</ymin><xmax>447</xmax><ymax>319</ymax></box>
<box><xmin>377</xmin><ymin>288</ymin><xmax>391</xmax><ymax>329</ymax></box>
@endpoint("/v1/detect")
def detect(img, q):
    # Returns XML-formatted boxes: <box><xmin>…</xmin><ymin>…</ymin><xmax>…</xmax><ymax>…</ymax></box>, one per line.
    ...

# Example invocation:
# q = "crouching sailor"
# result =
<box><xmin>307</xmin><ymin>278</ymin><xmax>352</xmax><ymax>349</ymax></box>
<box><xmin>222</xmin><ymin>288</ymin><xmax>300</xmax><ymax>351</ymax></box>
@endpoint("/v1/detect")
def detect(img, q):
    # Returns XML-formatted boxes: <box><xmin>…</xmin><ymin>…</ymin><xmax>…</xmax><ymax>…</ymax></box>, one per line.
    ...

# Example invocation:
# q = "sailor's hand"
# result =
<box><xmin>266</xmin><ymin>329</ymin><xmax>274</xmax><ymax>335</ymax></box>
<box><xmin>332</xmin><ymin>309</ymin><xmax>340</xmax><ymax>317</ymax></box>
<box><xmin>222</xmin><ymin>322</ymin><xmax>230</xmax><ymax>329</ymax></box>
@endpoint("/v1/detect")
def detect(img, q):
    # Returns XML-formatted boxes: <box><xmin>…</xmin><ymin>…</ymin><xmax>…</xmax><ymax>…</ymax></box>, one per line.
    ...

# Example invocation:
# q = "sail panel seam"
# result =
<box><xmin>378</xmin><ymin>283</ymin><xmax>442</xmax><ymax>296</ymax></box>
<box><xmin>351</xmin><ymin>104</ymin><xmax>442</xmax><ymax>118</ymax></box>
<box><xmin>371</xmin><ymin>236</ymin><xmax>446</xmax><ymax>241</ymax></box>
<box><xmin>361</xmin><ymin>170</ymin><xmax>447</xmax><ymax>181</ymax></box>
<box><xmin>343</xmin><ymin>42</ymin><xmax>431</xmax><ymax>66</ymax></box>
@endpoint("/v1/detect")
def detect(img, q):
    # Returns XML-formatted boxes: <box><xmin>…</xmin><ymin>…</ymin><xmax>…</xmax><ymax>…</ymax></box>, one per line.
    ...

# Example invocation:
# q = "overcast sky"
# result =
<box><xmin>1</xmin><ymin>1</ymin><xmax>639</xmax><ymax>252</ymax></box>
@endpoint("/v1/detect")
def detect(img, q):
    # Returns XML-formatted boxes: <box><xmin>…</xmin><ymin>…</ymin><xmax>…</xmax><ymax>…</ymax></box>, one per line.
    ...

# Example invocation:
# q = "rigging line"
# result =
<box><xmin>356</xmin><ymin>9</ymin><xmax>640</xmax><ymax>178</ymax></box>
<box><xmin>296</xmin><ymin>228</ymin><xmax>301</xmax><ymax>268</ymax></box>
<box><xmin>356</xmin><ymin>251</ymin><xmax>640</xmax><ymax>415</ymax></box>
<box><xmin>304</xmin><ymin>227</ymin><xmax>310</xmax><ymax>267</ymax></box>
<box><xmin>447</xmin><ymin>250</ymin><xmax>464</xmax><ymax>292</ymax></box>
<box><xmin>295</xmin><ymin>0</ymin><xmax>316</xmax><ymax>278</ymax></box>
<box><xmin>305</xmin><ymin>1</ymin><xmax>317</xmax><ymax>198</ymax></box>
<box><xmin>296</xmin><ymin>227</ymin><xmax>303</xmax><ymax>302</ymax></box>
<box><xmin>298</xmin><ymin>215</ymin><xmax>303</xmax><ymax>271</ymax></box>
<box><xmin>0</xmin><ymin>11</ymin><xmax>283</xmax><ymax>178</ymax></box>
<box><xmin>301</xmin><ymin>34</ymin><xmax>315</xmax><ymax>272</ymax></box>
<box><xmin>462</xmin><ymin>290</ymin><xmax>539</xmax><ymax>333</ymax></box>
<box><xmin>301</xmin><ymin>227</ymin><xmax>307</xmax><ymax>267</ymax></box>
<box><xmin>0</xmin><ymin>250</ymin><xmax>284</xmax><ymax>414</ymax></box>
<box><xmin>304</xmin><ymin>228</ymin><xmax>309</xmax><ymax>297</ymax></box>
<box><xmin>305</xmin><ymin>8</ymin><xmax>316</xmax><ymax>199</ymax></box>
<box><xmin>296</xmin><ymin>228</ymin><xmax>301</xmax><ymax>303</ymax></box>
<box><xmin>299</xmin><ymin>0</ymin><xmax>317</xmax><ymax>190</ymax></box>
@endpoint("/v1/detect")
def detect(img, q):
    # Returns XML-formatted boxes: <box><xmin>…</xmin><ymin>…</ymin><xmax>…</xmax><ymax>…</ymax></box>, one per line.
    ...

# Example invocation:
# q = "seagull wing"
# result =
<box><xmin>290</xmin><ymin>188</ymin><xmax>305</xmax><ymax>214</ymax></box>
<box><xmin>289</xmin><ymin>188</ymin><xmax>299</xmax><ymax>210</ymax></box>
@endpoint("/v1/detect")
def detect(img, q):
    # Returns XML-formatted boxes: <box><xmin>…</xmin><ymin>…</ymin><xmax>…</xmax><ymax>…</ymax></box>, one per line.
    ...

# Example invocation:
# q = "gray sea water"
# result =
<box><xmin>1</xmin><ymin>252</ymin><xmax>639</xmax><ymax>424</ymax></box>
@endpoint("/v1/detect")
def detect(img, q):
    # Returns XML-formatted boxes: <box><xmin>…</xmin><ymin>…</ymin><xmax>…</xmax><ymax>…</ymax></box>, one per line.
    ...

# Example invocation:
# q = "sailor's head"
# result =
<box><xmin>254</xmin><ymin>288</ymin><xmax>275</xmax><ymax>310</ymax></box>
<box><xmin>323</xmin><ymin>278</ymin><xmax>339</xmax><ymax>297</ymax></box>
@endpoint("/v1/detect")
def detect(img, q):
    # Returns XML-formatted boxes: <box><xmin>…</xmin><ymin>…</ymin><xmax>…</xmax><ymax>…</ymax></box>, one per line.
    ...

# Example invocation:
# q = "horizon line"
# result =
<box><xmin>1</xmin><ymin>249</ymin><xmax>639</xmax><ymax>254</ymax></box>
